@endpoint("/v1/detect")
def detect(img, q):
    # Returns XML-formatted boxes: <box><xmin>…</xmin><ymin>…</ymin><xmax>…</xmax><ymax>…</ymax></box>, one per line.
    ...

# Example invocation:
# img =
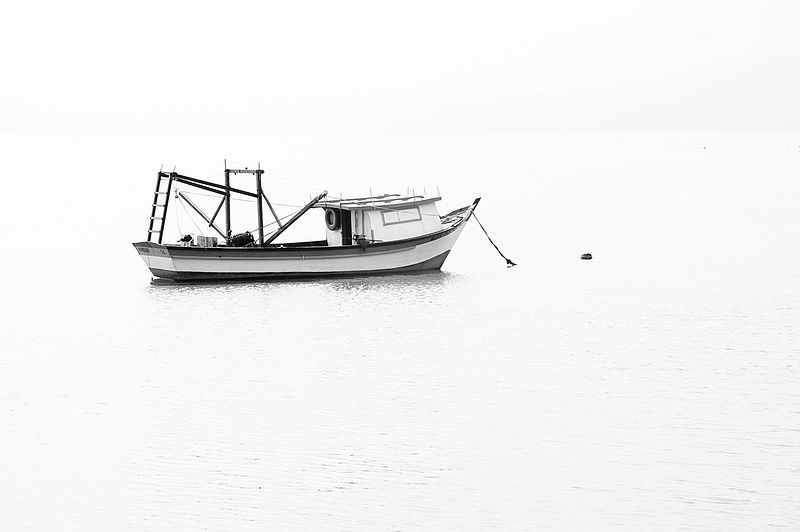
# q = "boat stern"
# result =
<box><xmin>132</xmin><ymin>241</ymin><xmax>179</xmax><ymax>279</ymax></box>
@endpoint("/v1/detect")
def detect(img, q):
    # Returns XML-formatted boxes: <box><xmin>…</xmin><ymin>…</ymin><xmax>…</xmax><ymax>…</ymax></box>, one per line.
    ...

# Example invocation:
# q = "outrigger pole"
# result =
<box><xmin>262</xmin><ymin>191</ymin><xmax>328</xmax><ymax>246</ymax></box>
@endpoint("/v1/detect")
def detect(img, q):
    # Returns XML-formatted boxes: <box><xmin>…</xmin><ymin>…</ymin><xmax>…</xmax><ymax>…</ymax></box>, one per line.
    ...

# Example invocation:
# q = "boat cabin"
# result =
<box><xmin>317</xmin><ymin>194</ymin><xmax>443</xmax><ymax>246</ymax></box>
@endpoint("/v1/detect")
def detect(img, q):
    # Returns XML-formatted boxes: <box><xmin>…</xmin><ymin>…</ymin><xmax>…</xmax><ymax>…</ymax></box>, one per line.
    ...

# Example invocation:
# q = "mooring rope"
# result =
<box><xmin>472</xmin><ymin>213</ymin><xmax>516</xmax><ymax>267</ymax></box>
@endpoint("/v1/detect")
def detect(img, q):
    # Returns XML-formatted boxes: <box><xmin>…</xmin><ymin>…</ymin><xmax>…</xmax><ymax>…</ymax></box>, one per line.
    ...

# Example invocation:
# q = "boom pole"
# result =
<box><xmin>262</xmin><ymin>191</ymin><xmax>328</xmax><ymax>247</ymax></box>
<box><xmin>177</xmin><ymin>191</ymin><xmax>227</xmax><ymax>239</ymax></box>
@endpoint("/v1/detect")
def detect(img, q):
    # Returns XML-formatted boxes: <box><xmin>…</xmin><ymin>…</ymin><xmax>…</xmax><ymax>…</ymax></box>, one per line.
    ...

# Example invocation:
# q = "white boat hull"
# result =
<box><xmin>134</xmin><ymin>199</ymin><xmax>478</xmax><ymax>281</ymax></box>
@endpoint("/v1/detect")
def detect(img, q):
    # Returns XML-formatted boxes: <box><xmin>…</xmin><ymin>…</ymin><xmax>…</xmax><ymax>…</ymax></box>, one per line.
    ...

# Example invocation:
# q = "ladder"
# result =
<box><xmin>147</xmin><ymin>171</ymin><xmax>174</xmax><ymax>243</ymax></box>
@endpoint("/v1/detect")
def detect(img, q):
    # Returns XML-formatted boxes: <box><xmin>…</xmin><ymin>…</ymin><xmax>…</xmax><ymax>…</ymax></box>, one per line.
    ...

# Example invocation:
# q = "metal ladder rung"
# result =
<box><xmin>149</xmin><ymin>171</ymin><xmax>173</xmax><ymax>244</ymax></box>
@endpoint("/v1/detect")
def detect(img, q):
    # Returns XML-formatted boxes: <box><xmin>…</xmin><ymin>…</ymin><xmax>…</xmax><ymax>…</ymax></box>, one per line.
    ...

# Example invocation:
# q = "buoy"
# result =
<box><xmin>581</xmin><ymin>253</ymin><xmax>592</xmax><ymax>260</ymax></box>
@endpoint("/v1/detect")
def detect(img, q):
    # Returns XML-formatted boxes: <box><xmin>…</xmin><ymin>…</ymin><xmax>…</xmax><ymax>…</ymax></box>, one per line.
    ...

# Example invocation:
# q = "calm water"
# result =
<box><xmin>1</xmin><ymin>133</ymin><xmax>799</xmax><ymax>530</ymax></box>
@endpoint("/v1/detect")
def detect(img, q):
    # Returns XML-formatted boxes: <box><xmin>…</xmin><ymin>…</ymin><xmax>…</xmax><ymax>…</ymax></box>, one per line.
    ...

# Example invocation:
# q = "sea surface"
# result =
<box><xmin>1</xmin><ymin>133</ymin><xmax>799</xmax><ymax>530</ymax></box>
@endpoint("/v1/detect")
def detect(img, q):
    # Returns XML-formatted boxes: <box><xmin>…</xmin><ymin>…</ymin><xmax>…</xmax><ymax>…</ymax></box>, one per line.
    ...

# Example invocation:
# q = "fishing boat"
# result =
<box><xmin>133</xmin><ymin>165</ymin><xmax>481</xmax><ymax>281</ymax></box>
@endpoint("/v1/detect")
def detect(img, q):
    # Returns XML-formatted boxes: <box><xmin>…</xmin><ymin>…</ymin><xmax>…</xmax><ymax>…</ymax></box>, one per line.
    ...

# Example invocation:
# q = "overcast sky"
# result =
<box><xmin>2</xmin><ymin>0</ymin><xmax>799</xmax><ymax>135</ymax></box>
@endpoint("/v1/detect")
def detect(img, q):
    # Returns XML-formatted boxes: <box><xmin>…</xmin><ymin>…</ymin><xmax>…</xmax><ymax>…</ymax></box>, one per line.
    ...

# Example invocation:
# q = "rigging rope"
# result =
<box><xmin>182</xmin><ymin>189</ymin><xmax>298</xmax><ymax>208</ymax></box>
<box><xmin>177</xmin><ymin>196</ymin><xmax>205</xmax><ymax>236</ymax></box>
<box><xmin>244</xmin><ymin>209</ymin><xmax>301</xmax><ymax>237</ymax></box>
<box><xmin>173</xmin><ymin>194</ymin><xmax>183</xmax><ymax>238</ymax></box>
<box><xmin>264</xmin><ymin>170</ymin><xmax>321</xmax><ymax>192</ymax></box>
<box><xmin>472</xmin><ymin>213</ymin><xmax>517</xmax><ymax>267</ymax></box>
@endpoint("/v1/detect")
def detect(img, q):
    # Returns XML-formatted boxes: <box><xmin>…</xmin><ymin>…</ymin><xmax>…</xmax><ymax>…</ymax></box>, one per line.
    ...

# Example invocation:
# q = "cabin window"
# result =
<box><xmin>381</xmin><ymin>206</ymin><xmax>422</xmax><ymax>225</ymax></box>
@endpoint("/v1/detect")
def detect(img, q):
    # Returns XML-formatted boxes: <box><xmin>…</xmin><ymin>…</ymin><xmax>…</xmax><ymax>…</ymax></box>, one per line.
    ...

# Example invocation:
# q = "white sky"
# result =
<box><xmin>2</xmin><ymin>0</ymin><xmax>799</xmax><ymax>134</ymax></box>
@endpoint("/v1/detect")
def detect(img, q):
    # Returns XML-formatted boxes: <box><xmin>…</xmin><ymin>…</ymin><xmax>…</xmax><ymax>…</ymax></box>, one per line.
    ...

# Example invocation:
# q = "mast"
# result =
<box><xmin>255</xmin><ymin>162</ymin><xmax>265</xmax><ymax>246</ymax></box>
<box><xmin>224</xmin><ymin>159</ymin><xmax>232</xmax><ymax>239</ymax></box>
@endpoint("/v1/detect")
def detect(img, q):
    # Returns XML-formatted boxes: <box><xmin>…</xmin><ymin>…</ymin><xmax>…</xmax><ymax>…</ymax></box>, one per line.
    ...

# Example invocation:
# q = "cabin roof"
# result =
<box><xmin>316</xmin><ymin>194</ymin><xmax>441</xmax><ymax>210</ymax></box>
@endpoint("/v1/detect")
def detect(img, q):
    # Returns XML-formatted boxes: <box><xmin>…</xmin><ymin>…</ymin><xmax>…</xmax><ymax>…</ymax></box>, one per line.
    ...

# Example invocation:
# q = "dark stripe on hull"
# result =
<box><xmin>149</xmin><ymin>251</ymin><xmax>451</xmax><ymax>282</ymax></box>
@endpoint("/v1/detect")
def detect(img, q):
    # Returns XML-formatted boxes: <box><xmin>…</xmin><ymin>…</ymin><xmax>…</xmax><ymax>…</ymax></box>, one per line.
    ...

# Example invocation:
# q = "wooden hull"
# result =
<box><xmin>134</xmin><ymin>199</ymin><xmax>477</xmax><ymax>282</ymax></box>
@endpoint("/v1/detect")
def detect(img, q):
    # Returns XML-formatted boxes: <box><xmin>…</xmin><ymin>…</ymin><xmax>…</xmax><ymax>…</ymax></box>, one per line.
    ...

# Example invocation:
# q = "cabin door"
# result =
<box><xmin>341</xmin><ymin>209</ymin><xmax>352</xmax><ymax>245</ymax></box>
